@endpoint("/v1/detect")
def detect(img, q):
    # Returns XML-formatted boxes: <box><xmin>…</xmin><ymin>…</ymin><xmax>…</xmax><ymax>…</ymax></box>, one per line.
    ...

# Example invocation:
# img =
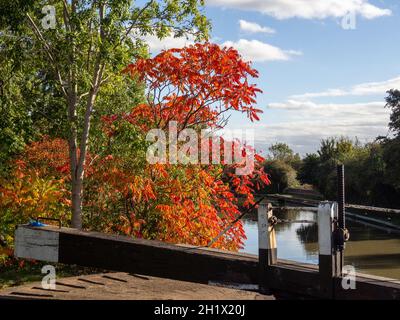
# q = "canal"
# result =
<box><xmin>241</xmin><ymin>208</ymin><xmax>400</xmax><ymax>280</ymax></box>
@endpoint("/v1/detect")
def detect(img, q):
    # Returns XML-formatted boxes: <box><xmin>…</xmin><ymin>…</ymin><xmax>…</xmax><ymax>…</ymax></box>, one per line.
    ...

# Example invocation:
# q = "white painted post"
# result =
<box><xmin>318</xmin><ymin>201</ymin><xmax>340</xmax><ymax>298</ymax></box>
<box><xmin>258</xmin><ymin>201</ymin><xmax>277</xmax><ymax>293</ymax></box>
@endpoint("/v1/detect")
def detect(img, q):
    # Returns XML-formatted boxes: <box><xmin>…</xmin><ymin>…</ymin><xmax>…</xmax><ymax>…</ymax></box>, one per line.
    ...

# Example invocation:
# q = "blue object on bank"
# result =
<box><xmin>28</xmin><ymin>220</ymin><xmax>47</xmax><ymax>227</ymax></box>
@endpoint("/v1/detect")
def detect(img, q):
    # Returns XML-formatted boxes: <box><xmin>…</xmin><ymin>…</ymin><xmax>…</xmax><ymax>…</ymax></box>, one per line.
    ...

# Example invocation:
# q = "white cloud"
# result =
<box><xmin>207</xmin><ymin>0</ymin><xmax>391</xmax><ymax>20</ymax></box>
<box><xmin>224</xmin><ymin>98</ymin><xmax>390</xmax><ymax>154</ymax></box>
<box><xmin>255</xmin><ymin>99</ymin><xmax>390</xmax><ymax>154</ymax></box>
<box><xmin>251</xmin><ymin>118</ymin><xmax>389</xmax><ymax>155</ymax></box>
<box><xmin>239</xmin><ymin>19</ymin><xmax>276</xmax><ymax>34</ymax></box>
<box><xmin>351</xmin><ymin>76</ymin><xmax>400</xmax><ymax>96</ymax></box>
<box><xmin>291</xmin><ymin>76</ymin><xmax>400</xmax><ymax>100</ymax></box>
<box><xmin>140</xmin><ymin>34</ymin><xmax>301</xmax><ymax>63</ymax></box>
<box><xmin>143</xmin><ymin>35</ymin><xmax>300</xmax><ymax>63</ymax></box>
<box><xmin>268</xmin><ymin>100</ymin><xmax>387</xmax><ymax>116</ymax></box>
<box><xmin>283</xmin><ymin>49</ymin><xmax>303</xmax><ymax>56</ymax></box>
<box><xmin>222</xmin><ymin>39</ymin><xmax>302</xmax><ymax>62</ymax></box>
<box><xmin>143</xmin><ymin>34</ymin><xmax>195</xmax><ymax>53</ymax></box>
<box><xmin>226</xmin><ymin>99</ymin><xmax>389</xmax><ymax>154</ymax></box>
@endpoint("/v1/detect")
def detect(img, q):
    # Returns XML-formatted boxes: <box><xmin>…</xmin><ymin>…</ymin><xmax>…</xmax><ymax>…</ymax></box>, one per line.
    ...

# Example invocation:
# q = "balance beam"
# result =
<box><xmin>14</xmin><ymin>224</ymin><xmax>400</xmax><ymax>299</ymax></box>
<box><xmin>14</xmin><ymin>225</ymin><xmax>259</xmax><ymax>286</ymax></box>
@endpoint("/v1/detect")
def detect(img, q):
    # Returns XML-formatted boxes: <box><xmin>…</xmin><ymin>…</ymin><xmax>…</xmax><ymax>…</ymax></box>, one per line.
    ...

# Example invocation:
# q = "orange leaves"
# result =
<box><xmin>22</xmin><ymin>137</ymin><xmax>70</xmax><ymax>177</ymax></box>
<box><xmin>255</xmin><ymin>154</ymin><xmax>265</xmax><ymax>163</ymax></box>
<box><xmin>123</xmin><ymin>43</ymin><xmax>264</xmax><ymax>131</ymax></box>
<box><xmin>1</xmin><ymin>43</ymin><xmax>270</xmax><ymax>253</ymax></box>
<box><xmin>117</xmin><ymin>162</ymin><xmax>247</xmax><ymax>251</ymax></box>
<box><xmin>4</xmin><ymin>136</ymin><xmax>263</xmax><ymax>251</ymax></box>
<box><xmin>0</xmin><ymin>167</ymin><xmax>70</xmax><ymax>224</ymax></box>
<box><xmin>142</xmin><ymin>180</ymin><xmax>156</xmax><ymax>202</ymax></box>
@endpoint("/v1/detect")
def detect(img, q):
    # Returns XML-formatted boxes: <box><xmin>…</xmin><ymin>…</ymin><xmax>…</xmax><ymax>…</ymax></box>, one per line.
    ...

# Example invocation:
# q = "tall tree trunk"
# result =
<box><xmin>67</xmin><ymin>95</ymin><xmax>82</xmax><ymax>229</ymax></box>
<box><xmin>71</xmin><ymin>177</ymin><xmax>83</xmax><ymax>228</ymax></box>
<box><xmin>67</xmin><ymin>1</ymin><xmax>104</xmax><ymax>230</ymax></box>
<box><xmin>68</xmin><ymin>64</ymin><xmax>103</xmax><ymax>229</ymax></box>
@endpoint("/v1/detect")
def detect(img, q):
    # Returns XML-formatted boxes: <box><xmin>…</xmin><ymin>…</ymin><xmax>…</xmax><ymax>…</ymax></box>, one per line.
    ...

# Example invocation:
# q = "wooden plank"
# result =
<box><xmin>346</xmin><ymin>204</ymin><xmax>400</xmax><ymax>215</ymax></box>
<box><xmin>346</xmin><ymin>212</ymin><xmax>400</xmax><ymax>231</ymax></box>
<box><xmin>55</xmin><ymin>226</ymin><xmax>259</xmax><ymax>285</ymax></box>
<box><xmin>273</xmin><ymin>206</ymin><xmax>318</xmax><ymax>211</ymax></box>
<box><xmin>346</xmin><ymin>215</ymin><xmax>400</xmax><ymax>234</ymax></box>
<box><xmin>264</xmin><ymin>193</ymin><xmax>400</xmax><ymax>215</ymax></box>
<box><xmin>0</xmin><ymin>272</ymin><xmax>274</xmax><ymax>300</ymax></box>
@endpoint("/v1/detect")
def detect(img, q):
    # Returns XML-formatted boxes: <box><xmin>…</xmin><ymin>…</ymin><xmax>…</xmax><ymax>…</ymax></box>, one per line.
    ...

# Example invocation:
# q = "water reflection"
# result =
<box><xmin>240</xmin><ymin>209</ymin><xmax>400</xmax><ymax>280</ymax></box>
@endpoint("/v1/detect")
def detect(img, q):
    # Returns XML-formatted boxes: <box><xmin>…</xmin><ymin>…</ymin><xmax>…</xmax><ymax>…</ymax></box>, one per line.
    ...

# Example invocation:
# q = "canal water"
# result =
<box><xmin>240</xmin><ymin>208</ymin><xmax>400</xmax><ymax>280</ymax></box>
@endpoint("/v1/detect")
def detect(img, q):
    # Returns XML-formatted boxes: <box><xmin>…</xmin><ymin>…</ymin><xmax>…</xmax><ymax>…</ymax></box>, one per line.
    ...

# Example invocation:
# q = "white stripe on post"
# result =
<box><xmin>318</xmin><ymin>201</ymin><xmax>339</xmax><ymax>298</ymax></box>
<box><xmin>258</xmin><ymin>202</ymin><xmax>269</xmax><ymax>250</ymax></box>
<box><xmin>318</xmin><ymin>202</ymin><xmax>337</xmax><ymax>255</ymax></box>
<box><xmin>258</xmin><ymin>202</ymin><xmax>277</xmax><ymax>251</ymax></box>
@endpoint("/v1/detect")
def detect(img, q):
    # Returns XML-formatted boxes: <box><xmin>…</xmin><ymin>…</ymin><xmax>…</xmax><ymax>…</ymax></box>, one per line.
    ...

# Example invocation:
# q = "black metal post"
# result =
<box><xmin>337</xmin><ymin>164</ymin><xmax>345</xmax><ymax>229</ymax></box>
<box><xmin>336</xmin><ymin>164</ymin><xmax>346</xmax><ymax>282</ymax></box>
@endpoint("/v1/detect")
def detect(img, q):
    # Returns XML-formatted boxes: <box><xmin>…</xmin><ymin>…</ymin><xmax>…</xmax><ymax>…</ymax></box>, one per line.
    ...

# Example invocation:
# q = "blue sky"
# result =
<box><xmin>145</xmin><ymin>0</ymin><xmax>400</xmax><ymax>155</ymax></box>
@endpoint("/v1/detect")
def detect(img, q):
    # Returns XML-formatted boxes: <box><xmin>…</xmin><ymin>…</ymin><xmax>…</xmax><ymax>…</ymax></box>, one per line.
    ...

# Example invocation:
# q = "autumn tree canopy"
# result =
<box><xmin>1</xmin><ymin>43</ymin><xmax>269</xmax><ymax>252</ymax></box>
<box><xmin>122</xmin><ymin>43</ymin><xmax>263</xmax><ymax>133</ymax></box>
<box><xmin>0</xmin><ymin>0</ymin><xmax>210</xmax><ymax>229</ymax></box>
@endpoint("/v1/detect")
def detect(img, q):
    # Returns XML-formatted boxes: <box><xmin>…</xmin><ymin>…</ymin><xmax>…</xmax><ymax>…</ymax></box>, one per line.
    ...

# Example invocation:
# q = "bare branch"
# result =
<box><xmin>26</xmin><ymin>13</ymin><xmax>68</xmax><ymax>97</ymax></box>
<box><xmin>121</xmin><ymin>0</ymin><xmax>155</xmax><ymax>44</ymax></box>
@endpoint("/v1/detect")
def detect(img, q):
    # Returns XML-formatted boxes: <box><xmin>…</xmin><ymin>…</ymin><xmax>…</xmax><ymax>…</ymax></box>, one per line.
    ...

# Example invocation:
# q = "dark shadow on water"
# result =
<box><xmin>296</xmin><ymin>223</ymin><xmax>318</xmax><ymax>244</ymax></box>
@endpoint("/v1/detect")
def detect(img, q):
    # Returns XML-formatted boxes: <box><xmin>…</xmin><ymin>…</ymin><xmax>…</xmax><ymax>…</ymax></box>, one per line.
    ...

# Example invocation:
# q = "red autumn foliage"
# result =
<box><xmin>2</xmin><ymin>43</ymin><xmax>270</xmax><ymax>252</ymax></box>
<box><xmin>99</xmin><ymin>43</ymin><xmax>270</xmax><ymax>250</ymax></box>
<box><xmin>122</xmin><ymin>43</ymin><xmax>263</xmax><ymax>132</ymax></box>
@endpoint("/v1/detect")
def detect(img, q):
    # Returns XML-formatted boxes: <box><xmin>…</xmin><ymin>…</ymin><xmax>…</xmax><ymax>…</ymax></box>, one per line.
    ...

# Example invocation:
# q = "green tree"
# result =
<box><xmin>1</xmin><ymin>0</ymin><xmax>209</xmax><ymax>228</ymax></box>
<box><xmin>298</xmin><ymin>153</ymin><xmax>320</xmax><ymax>186</ymax></box>
<box><xmin>386</xmin><ymin>89</ymin><xmax>400</xmax><ymax>137</ymax></box>
<box><xmin>383</xmin><ymin>139</ymin><xmax>400</xmax><ymax>189</ymax></box>
<box><xmin>268</xmin><ymin>142</ymin><xmax>301</xmax><ymax>170</ymax></box>
<box><xmin>302</xmin><ymin>137</ymin><xmax>360</xmax><ymax>200</ymax></box>
<box><xmin>318</xmin><ymin>136</ymin><xmax>356</xmax><ymax>163</ymax></box>
<box><xmin>262</xmin><ymin>160</ymin><xmax>299</xmax><ymax>194</ymax></box>
<box><xmin>379</xmin><ymin>90</ymin><xmax>400</xmax><ymax>205</ymax></box>
<box><xmin>0</xmin><ymin>30</ymin><xmax>64</xmax><ymax>171</ymax></box>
